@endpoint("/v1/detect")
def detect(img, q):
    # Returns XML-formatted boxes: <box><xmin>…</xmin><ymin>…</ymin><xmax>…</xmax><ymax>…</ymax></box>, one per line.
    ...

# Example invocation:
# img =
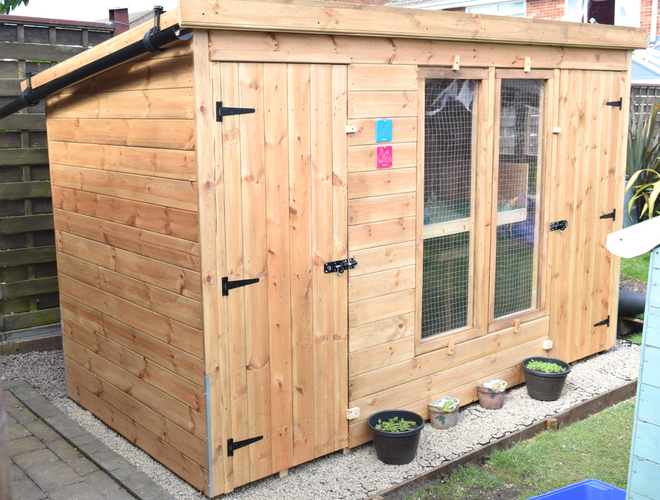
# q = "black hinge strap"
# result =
<box><xmin>227</xmin><ymin>436</ymin><xmax>263</xmax><ymax>457</ymax></box>
<box><xmin>606</xmin><ymin>98</ymin><xmax>622</xmax><ymax>109</ymax></box>
<box><xmin>594</xmin><ymin>316</ymin><xmax>610</xmax><ymax>328</ymax></box>
<box><xmin>600</xmin><ymin>210</ymin><xmax>616</xmax><ymax>221</ymax></box>
<box><xmin>222</xmin><ymin>277</ymin><xmax>259</xmax><ymax>296</ymax></box>
<box><xmin>216</xmin><ymin>101</ymin><xmax>256</xmax><ymax>122</ymax></box>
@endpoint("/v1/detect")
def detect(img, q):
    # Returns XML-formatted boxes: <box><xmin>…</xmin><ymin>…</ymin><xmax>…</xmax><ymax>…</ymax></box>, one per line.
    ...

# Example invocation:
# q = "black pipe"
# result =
<box><xmin>0</xmin><ymin>26</ymin><xmax>192</xmax><ymax>120</ymax></box>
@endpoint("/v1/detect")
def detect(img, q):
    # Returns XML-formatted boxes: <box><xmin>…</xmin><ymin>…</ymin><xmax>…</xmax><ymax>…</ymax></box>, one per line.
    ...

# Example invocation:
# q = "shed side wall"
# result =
<box><xmin>46</xmin><ymin>40</ymin><xmax>208</xmax><ymax>491</ymax></box>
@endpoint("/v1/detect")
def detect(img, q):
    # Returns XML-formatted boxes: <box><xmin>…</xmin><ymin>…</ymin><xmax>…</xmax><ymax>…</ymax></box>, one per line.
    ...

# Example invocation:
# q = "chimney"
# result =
<box><xmin>109</xmin><ymin>8</ymin><xmax>130</xmax><ymax>35</ymax></box>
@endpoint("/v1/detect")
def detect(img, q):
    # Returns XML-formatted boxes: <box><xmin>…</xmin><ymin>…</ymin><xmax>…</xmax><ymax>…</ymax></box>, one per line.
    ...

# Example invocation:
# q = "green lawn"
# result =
<box><xmin>620</xmin><ymin>252</ymin><xmax>652</xmax><ymax>283</ymax></box>
<box><xmin>408</xmin><ymin>399</ymin><xmax>635</xmax><ymax>500</ymax></box>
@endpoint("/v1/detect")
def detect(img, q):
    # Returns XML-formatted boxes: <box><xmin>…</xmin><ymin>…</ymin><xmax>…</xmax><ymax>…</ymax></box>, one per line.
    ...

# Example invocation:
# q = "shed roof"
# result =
<box><xmin>22</xmin><ymin>0</ymin><xmax>647</xmax><ymax>93</ymax></box>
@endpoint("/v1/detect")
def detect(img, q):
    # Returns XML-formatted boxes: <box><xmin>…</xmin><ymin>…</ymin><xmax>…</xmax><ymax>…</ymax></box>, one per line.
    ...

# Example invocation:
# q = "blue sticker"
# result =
<box><xmin>376</xmin><ymin>119</ymin><xmax>393</xmax><ymax>143</ymax></box>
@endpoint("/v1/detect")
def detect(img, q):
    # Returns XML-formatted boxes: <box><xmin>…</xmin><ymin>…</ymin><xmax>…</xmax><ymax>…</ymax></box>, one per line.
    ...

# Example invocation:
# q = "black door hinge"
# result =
<box><xmin>550</xmin><ymin>220</ymin><xmax>569</xmax><ymax>232</ymax></box>
<box><xmin>594</xmin><ymin>316</ymin><xmax>610</xmax><ymax>328</ymax></box>
<box><xmin>222</xmin><ymin>276</ymin><xmax>259</xmax><ymax>296</ymax></box>
<box><xmin>606</xmin><ymin>98</ymin><xmax>622</xmax><ymax>109</ymax></box>
<box><xmin>227</xmin><ymin>436</ymin><xmax>263</xmax><ymax>457</ymax></box>
<box><xmin>324</xmin><ymin>258</ymin><xmax>358</xmax><ymax>276</ymax></box>
<box><xmin>216</xmin><ymin>101</ymin><xmax>255</xmax><ymax>122</ymax></box>
<box><xmin>600</xmin><ymin>210</ymin><xmax>616</xmax><ymax>221</ymax></box>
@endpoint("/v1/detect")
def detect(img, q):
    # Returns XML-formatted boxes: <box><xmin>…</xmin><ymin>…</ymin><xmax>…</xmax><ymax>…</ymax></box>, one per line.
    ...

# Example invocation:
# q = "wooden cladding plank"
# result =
<box><xmin>1</xmin><ymin>276</ymin><xmax>58</xmax><ymax>299</ymax></box>
<box><xmin>58</xmin><ymin>273</ymin><xmax>204</xmax><ymax>358</ymax></box>
<box><xmin>0</xmin><ymin>148</ymin><xmax>48</xmax><ymax>166</ymax></box>
<box><xmin>348</xmin><ymin>193</ymin><xmax>415</xmax><ymax>225</ymax></box>
<box><xmin>50</xmin><ymin>164</ymin><xmax>198</xmax><ymax>212</ymax></box>
<box><xmin>21</xmin><ymin>9</ymin><xmax>180</xmax><ymax>90</ymax></box>
<box><xmin>65</xmin><ymin>359</ymin><xmax>206</xmax><ymax>468</ymax></box>
<box><xmin>184</xmin><ymin>0</ymin><xmax>646</xmax><ymax>49</ymax></box>
<box><xmin>0</xmin><ymin>181</ymin><xmax>50</xmax><ymax>200</ymax></box>
<box><xmin>0</xmin><ymin>214</ymin><xmax>53</xmax><ymax>234</ymax></box>
<box><xmin>47</xmin><ymin>89</ymin><xmax>194</xmax><ymax>120</ymax></box>
<box><xmin>53</xmin><ymin>209</ymin><xmax>200</xmax><ymax>271</ymax></box>
<box><xmin>349</xmin><ymin>289</ymin><xmax>415</xmax><ymax>328</ymax></box>
<box><xmin>348</xmin><ymin>64</ymin><xmax>418</xmax><ymax>91</ymax></box>
<box><xmin>47</xmin><ymin>119</ymin><xmax>195</xmax><ymax>150</ymax></box>
<box><xmin>348</xmin><ymin>217</ymin><xmax>415</xmax><ymax>251</ymax></box>
<box><xmin>347</xmin><ymin>117</ymin><xmax>417</xmax><ymax>147</ymax></box>
<box><xmin>0</xmin><ymin>246</ymin><xmax>55</xmax><ymax>267</ymax></box>
<box><xmin>56</xmin><ymin>231</ymin><xmax>201</xmax><ymax>301</ymax></box>
<box><xmin>348</xmin><ymin>168</ymin><xmax>416</xmax><ymax>200</ymax></box>
<box><xmin>348</xmin><ymin>143</ymin><xmax>416</xmax><ymax>172</ymax></box>
<box><xmin>349</xmin><ymin>336</ymin><xmax>415</xmax><ymax>377</ymax></box>
<box><xmin>348</xmin><ymin>241</ymin><xmax>415</xmax><ymax>277</ymax></box>
<box><xmin>1</xmin><ymin>113</ymin><xmax>46</xmax><ymax>130</ymax></box>
<box><xmin>349</xmin><ymin>339</ymin><xmax>546</xmax><ymax>423</ymax></box>
<box><xmin>52</xmin><ymin>187</ymin><xmax>199</xmax><ymax>242</ymax></box>
<box><xmin>66</xmin><ymin>373</ymin><xmax>207</xmax><ymax>492</ymax></box>
<box><xmin>349</xmin><ymin>364</ymin><xmax>525</xmax><ymax>446</ymax></box>
<box><xmin>349</xmin><ymin>312</ymin><xmax>415</xmax><ymax>353</ymax></box>
<box><xmin>348</xmin><ymin>266</ymin><xmax>415</xmax><ymax>303</ymax></box>
<box><xmin>48</xmin><ymin>142</ymin><xmax>197</xmax><ymax>182</ymax></box>
<box><xmin>57</xmin><ymin>253</ymin><xmax>202</xmax><ymax>329</ymax></box>
<box><xmin>59</xmin><ymin>55</ymin><xmax>193</xmax><ymax>95</ymax></box>
<box><xmin>348</xmin><ymin>91</ymin><xmax>417</xmax><ymax>119</ymax></box>
<box><xmin>350</xmin><ymin>316</ymin><xmax>549</xmax><ymax>400</ymax></box>
<box><xmin>208</xmin><ymin>31</ymin><xmax>630</xmax><ymax>70</ymax></box>
<box><xmin>60</xmin><ymin>295</ymin><xmax>203</xmax><ymax>385</ymax></box>
<box><xmin>64</xmin><ymin>319</ymin><xmax>204</xmax><ymax>411</ymax></box>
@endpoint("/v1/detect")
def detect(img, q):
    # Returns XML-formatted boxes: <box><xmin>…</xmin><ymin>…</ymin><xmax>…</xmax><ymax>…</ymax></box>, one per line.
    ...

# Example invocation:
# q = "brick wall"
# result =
<box><xmin>527</xmin><ymin>0</ymin><xmax>565</xmax><ymax>20</ymax></box>
<box><xmin>641</xmin><ymin>0</ymin><xmax>660</xmax><ymax>38</ymax></box>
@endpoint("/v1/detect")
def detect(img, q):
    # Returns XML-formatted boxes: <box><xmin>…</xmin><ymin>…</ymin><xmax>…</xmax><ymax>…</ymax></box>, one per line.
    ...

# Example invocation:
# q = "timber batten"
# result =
<box><xmin>13</xmin><ymin>0</ymin><xmax>644</xmax><ymax>496</ymax></box>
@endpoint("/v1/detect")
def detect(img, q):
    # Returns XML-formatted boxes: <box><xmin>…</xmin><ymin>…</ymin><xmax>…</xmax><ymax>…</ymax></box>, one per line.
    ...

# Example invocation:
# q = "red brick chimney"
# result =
<box><xmin>109</xmin><ymin>8</ymin><xmax>130</xmax><ymax>35</ymax></box>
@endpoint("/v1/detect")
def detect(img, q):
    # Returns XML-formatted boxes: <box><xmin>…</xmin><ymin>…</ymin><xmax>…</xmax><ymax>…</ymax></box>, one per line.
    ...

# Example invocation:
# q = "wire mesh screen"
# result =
<box><xmin>493</xmin><ymin>79</ymin><xmax>543</xmax><ymax>319</ymax></box>
<box><xmin>422</xmin><ymin>79</ymin><xmax>476</xmax><ymax>338</ymax></box>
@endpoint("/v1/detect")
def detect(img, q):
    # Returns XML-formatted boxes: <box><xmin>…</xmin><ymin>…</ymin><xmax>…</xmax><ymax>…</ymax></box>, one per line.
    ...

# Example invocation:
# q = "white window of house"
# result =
<box><xmin>467</xmin><ymin>1</ymin><xmax>526</xmax><ymax>16</ymax></box>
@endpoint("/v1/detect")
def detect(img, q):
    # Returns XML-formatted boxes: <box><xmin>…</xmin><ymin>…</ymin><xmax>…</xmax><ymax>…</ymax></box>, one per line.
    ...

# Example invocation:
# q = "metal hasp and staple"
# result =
<box><xmin>0</xmin><ymin>7</ymin><xmax>192</xmax><ymax>120</ymax></box>
<box><xmin>606</xmin><ymin>98</ymin><xmax>623</xmax><ymax>109</ymax></box>
<box><xmin>549</xmin><ymin>220</ymin><xmax>569</xmax><ymax>232</ymax></box>
<box><xmin>216</xmin><ymin>102</ymin><xmax>256</xmax><ymax>122</ymax></box>
<box><xmin>324</xmin><ymin>258</ymin><xmax>358</xmax><ymax>276</ymax></box>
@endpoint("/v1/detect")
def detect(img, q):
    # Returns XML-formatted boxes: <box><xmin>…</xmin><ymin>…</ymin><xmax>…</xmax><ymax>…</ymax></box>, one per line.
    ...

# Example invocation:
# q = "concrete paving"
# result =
<box><xmin>4</xmin><ymin>380</ymin><xmax>176</xmax><ymax>500</ymax></box>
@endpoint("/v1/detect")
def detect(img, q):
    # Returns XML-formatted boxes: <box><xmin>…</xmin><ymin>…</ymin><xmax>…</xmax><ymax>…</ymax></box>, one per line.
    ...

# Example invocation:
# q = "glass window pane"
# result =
<box><xmin>497</xmin><ymin>1</ymin><xmax>525</xmax><ymax>14</ymax></box>
<box><xmin>422</xmin><ymin>79</ymin><xmax>476</xmax><ymax>338</ymax></box>
<box><xmin>493</xmin><ymin>79</ymin><xmax>543</xmax><ymax>319</ymax></box>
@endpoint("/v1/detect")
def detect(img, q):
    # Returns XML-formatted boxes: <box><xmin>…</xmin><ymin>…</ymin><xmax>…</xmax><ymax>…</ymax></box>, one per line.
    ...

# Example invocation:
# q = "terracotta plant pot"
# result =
<box><xmin>428</xmin><ymin>397</ymin><xmax>459</xmax><ymax>430</ymax></box>
<box><xmin>476</xmin><ymin>379</ymin><xmax>507</xmax><ymax>409</ymax></box>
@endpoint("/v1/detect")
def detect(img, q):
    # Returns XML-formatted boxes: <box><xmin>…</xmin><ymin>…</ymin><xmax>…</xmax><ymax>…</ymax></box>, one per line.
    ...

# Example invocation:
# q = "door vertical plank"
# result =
<box><xmin>288</xmin><ymin>64</ymin><xmax>315</xmax><ymax>465</ymax></box>
<box><xmin>221</xmin><ymin>62</ymin><xmax>250</xmax><ymax>488</ymax></box>
<box><xmin>332</xmin><ymin>64</ymin><xmax>349</xmax><ymax>451</ymax></box>
<box><xmin>239</xmin><ymin>63</ymin><xmax>272</xmax><ymax>482</ymax></box>
<box><xmin>311</xmin><ymin>64</ymin><xmax>334</xmax><ymax>458</ymax></box>
<box><xmin>192</xmin><ymin>30</ymin><xmax>223</xmax><ymax>497</ymax></box>
<box><xmin>481</xmin><ymin>68</ymin><xmax>496</xmax><ymax>332</ymax></box>
<box><xmin>264</xmin><ymin>63</ymin><xmax>294</xmax><ymax>474</ymax></box>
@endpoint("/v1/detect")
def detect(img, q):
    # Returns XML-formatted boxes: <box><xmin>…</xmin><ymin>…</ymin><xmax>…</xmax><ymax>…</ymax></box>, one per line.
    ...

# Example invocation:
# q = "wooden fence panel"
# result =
<box><xmin>0</xmin><ymin>16</ymin><xmax>114</xmax><ymax>336</ymax></box>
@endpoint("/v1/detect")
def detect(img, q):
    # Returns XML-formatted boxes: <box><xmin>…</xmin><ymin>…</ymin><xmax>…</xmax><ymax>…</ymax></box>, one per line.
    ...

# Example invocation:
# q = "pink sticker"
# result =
<box><xmin>377</xmin><ymin>146</ymin><xmax>392</xmax><ymax>169</ymax></box>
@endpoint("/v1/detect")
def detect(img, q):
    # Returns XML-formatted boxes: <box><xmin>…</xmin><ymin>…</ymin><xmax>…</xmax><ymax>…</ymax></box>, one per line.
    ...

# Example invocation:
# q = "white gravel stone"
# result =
<box><xmin>0</xmin><ymin>339</ymin><xmax>641</xmax><ymax>500</ymax></box>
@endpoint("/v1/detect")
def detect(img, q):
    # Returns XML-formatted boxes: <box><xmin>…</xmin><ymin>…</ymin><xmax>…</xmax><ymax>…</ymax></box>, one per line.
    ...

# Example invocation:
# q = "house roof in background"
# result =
<box><xmin>633</xmin><ymin>46</ymin><xmax>660</xmax><ymax>84</ymax></box>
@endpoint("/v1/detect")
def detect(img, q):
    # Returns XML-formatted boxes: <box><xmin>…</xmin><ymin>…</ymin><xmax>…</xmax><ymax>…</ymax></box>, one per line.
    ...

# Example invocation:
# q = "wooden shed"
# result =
<box><xmin>1</xmin><ymin>0</ymin><xmax>647</xmax><ymax>496</ymax></box>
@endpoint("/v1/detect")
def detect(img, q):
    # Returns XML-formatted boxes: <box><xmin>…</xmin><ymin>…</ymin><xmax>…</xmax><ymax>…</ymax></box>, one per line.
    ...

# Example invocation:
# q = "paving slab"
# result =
<box><xmin>5</xmin><ymin>380</ymin><xmax>177</xmax><ymax>500</ymax></box>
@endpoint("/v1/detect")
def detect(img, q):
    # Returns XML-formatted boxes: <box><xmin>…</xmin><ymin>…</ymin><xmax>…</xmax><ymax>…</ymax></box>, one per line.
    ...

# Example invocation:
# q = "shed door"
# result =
<box><xmin>215</xmin><ymin>62</ymin><xmax>349</xmax><ymax>488</ymax></box>
<box><xmin>549</xmin><ymin>70</ymin><xmax>626</xmax><ymax>362</ymax></box>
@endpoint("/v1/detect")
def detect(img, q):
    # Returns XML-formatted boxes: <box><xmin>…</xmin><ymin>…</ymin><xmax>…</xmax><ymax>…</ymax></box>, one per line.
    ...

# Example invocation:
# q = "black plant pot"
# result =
<box><xmin>522</xmin><ymin>357</ymin><xmax>571</xmax><ymax>401</ymax></box>
<box><xmin>367</xmin><ymin>410</ymin><xmax>424</xmax><ymax>465</ymax></box>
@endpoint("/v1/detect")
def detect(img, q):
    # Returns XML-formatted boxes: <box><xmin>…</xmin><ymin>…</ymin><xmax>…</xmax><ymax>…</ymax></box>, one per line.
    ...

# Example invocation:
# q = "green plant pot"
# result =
<box><xmin>428</xmin><ymin>397</ymin><xmax>459</xmax><ymax>430</ymax></box>
<box><xmin>522</xmin><ymin>357</ymin><xmax>571</xmax><ymax>401</ymax></box>
<box><xmin>367</xmin><ymin>410</ymin><xmax>423</xmax><ymax>465</ymax></box>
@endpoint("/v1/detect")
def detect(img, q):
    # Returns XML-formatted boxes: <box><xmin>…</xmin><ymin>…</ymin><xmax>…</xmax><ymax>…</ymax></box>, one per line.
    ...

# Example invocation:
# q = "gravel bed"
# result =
<box><xmin>1</xmin><ymin>339</ymin><xmax>641</xmax><ymax>500</ymax></box>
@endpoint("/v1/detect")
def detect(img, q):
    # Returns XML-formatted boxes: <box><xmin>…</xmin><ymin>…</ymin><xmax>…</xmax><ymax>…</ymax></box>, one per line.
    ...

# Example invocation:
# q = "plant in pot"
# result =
<box><xmin>476</xmin><ymin>379</ymin><xmax>507</xmax><ymax>409</ymax></box>
<box><xmin>428</xmin><ymin>397</ymin><xmax>459</xmax><ymax>430</ymax></box>
<box><xmin>522</xmin><ymin>357</ymin><xmax>571</xmax><ymax>401</ymax></box>
<box><xmin>367</xmin><ymin>410</ymin><xmax>424</xmax><ymax>465</ymax></box>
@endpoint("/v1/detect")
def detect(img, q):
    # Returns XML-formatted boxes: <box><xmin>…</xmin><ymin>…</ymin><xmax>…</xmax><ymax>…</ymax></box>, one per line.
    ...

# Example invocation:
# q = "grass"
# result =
<box><xmin>407</xmin><ymin>399</ymin><xmax>636</xmax><ymax>500</ymax></box>
<box><xmin>627</xmin><ymin>333</ymin><xmax>643</xmax><ymax>345</ymax></box>
<box><xmin>620</xmin><ymin>251</ymin><xmax>652</xmax><ymax>283</ymax></box>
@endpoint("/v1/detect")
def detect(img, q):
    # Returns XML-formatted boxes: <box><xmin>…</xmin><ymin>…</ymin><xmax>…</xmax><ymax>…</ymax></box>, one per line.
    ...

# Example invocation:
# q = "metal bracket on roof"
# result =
<box><xmin>20</xmin><ymin>72</ymin><xmax>39</xmax><ymax>108</ymax></box>
<box><xmin>143</xmin><ymin>6</ymin><xmax>166</xmax><ymax>53</ymax></box>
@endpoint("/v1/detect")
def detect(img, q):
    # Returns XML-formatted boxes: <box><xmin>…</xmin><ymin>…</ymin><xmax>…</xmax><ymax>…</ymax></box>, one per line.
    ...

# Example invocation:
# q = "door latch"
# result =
<box><xmin>550</xmin><ymin>220</ymin><xmax>569</xmax><ymax>232</ymax></box>
<box><xmin>324</xmin><ymin>258</ymin><xmax>357</xmax><ymax>276</ymax></box>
